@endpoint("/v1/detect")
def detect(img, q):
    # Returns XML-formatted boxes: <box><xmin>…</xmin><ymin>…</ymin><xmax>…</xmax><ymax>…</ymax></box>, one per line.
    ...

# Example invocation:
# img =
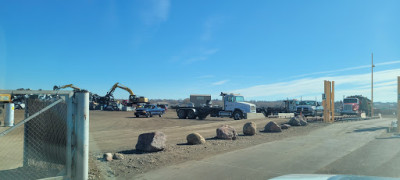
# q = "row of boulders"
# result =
<box><xmin>106</xmin><ymin>115</ymin><xmax>307</xmax><ymax>159</ymax></box>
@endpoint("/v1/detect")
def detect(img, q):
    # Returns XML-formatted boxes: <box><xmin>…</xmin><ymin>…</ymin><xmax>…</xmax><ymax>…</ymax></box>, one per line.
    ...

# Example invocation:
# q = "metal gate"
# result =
<box><xmin>0</xmin><ymin>90</ymin><xmax>89</xmax><ymax>180</ymax></box>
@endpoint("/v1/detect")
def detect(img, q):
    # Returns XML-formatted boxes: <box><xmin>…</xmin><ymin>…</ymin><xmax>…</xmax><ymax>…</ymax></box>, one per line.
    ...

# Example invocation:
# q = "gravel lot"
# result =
<box><xmin>88</xmin><ymin>110</ymin><xmax>329</xmax><ymax>179</ymax></box>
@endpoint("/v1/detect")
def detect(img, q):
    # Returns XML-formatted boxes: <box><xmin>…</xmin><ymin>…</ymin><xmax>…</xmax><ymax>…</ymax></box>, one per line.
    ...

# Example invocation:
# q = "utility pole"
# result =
<box><xmin>371</xmin><ymin>53</ymin><xmax>375</xmax><ymax>117</ymax></box>
<box><xmin>397</xmin><ymin>76</ymin><xmax>399</xmax><ymax>132</ymax></box>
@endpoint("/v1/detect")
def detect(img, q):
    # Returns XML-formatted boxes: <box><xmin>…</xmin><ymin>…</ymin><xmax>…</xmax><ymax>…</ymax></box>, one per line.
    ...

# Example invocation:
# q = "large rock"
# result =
<box><xmin>300</xmin><ymin>119</ymin><xmax>308</xmax><ymax>126</ymax></box>
<box><xmin>135</xmin><ymin>131</ymin><xmax>166</xmax><ymax>152</ymax></box>
<box><xmin>103</xmin><ymin>153</ymin><xmax>113</xmax><ymax>161</ymax></box>
<box><xmin>243</xmin><ymin>122</ymin><xmax>257</xmax><ymax>136</ymax></box>
<box><xmin>186</xmin><ymin>133</ymin><xmax>206</xmax><ymax>145</ymax></box>
<box><xmin>281</xmin><ymin>124</ymin><xmax>291</xmax><ymax>129</ymax></box>
<box><xmin>264</xmin><ymin>121</ymin><xmax>282</xmax><ymax>132</ymax></box>
<box><xmin>216</xmin><ymin>125</ymin><xmax>238</xmax><ymax>140</ymax></box>
<box><xmin>113</xmin><ymin>153</ymin><xmax>124</xmax><ymax>160</ymax></box>
<box><xmin>288</xmin><ymin>115</ymin><xmax>305</xmax><ymax>126</ymax></box>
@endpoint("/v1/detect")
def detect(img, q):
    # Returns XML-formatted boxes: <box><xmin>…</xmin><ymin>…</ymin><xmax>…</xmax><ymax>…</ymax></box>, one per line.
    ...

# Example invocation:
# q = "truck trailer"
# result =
<box><xmin>176</xmin><ymin>92</ymin><xmax>257</xmax><ymax>120</ymax></box>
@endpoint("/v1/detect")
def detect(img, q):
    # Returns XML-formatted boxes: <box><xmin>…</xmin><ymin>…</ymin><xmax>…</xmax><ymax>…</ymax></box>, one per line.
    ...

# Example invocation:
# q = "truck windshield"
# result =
<box><xmin>344</xmin><ymin>99</ymin><xmax>358</xmax><ymax>103</ymax></box>
<box><xmin>235</xmin><ymin>96</ymin><xmax>244</xmax><ymax>102</ymax></box>
<box><xmin>299</xmin><ymin>101</ymin><xmax>316</xmax><ymax>106</ymax></box>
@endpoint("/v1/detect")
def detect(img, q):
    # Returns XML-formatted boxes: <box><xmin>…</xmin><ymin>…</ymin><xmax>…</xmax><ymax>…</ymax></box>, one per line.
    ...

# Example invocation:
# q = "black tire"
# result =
<box><xmin>198</xmin><ymin>115</ymin><xmax>206</xmax><ymax>120</ymax></box>
<box><xmin>149</xmin><ymin>112</ymin><xmax>153</xmax><ymax>117</ymax></box>
<box><xmin>187</xmin><ymin>110</ymin><xmax>196</xmax><ymax>119</ymax></box>
<box><xmin>159</xmin><ymin>112</ymin><xmax>163</xmax><ymax>117</ymax></box>
<box><xmin>145</xmin><ymin>113</ymin><xmax>149</xmax><ymax>118</ymax></box>
<box><xmin>135</xmin><ymin>115</ymin><xmax>139</xmax><ymax>118</ymax></box>
<box><xmin>233</xmin><ymin>110</ymin><xmax>242</xmax><ymax>120</ymax></box>
<box><xmin>177</xmin><ymin>110</ymin><xmax>187</xmax><ymax>119</ymax></box>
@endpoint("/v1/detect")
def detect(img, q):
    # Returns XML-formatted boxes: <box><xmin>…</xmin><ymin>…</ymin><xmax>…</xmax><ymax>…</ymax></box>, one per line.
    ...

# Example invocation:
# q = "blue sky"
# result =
<box><xmin>1</xmin><ymin>0</ymin><xmax>399</xmax><ymax>102</ymax></box>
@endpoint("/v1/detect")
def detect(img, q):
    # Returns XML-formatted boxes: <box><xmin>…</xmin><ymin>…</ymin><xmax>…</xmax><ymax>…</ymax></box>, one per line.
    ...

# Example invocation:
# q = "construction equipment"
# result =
<box><xmin>53</xmin><ymin>84</ymin><xmax>81</xmax><ymax>91</ymax></box>
<box><xmin>0</xmin><ymin>94</ymin><xmax>12</xmax><ymax>106</ymax></box>
<box><xmin>98</xmin><ymin>83</ymin><xmax>148</xmax><ymax>110</ymax></box>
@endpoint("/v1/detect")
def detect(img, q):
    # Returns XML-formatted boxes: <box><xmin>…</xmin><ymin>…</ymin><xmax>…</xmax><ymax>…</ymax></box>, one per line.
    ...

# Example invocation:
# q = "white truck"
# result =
<box><xmin>176</xmin><ymin>92</ymin><xmax>257</xmax><ymax>120</ymax></box>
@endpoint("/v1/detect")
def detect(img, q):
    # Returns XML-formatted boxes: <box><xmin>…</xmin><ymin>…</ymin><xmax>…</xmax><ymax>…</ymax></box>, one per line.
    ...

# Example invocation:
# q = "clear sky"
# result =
<box><xmin>1</xmin><ymin>0</ymin><xmax>399</xmax><ymax>102</ymax></box>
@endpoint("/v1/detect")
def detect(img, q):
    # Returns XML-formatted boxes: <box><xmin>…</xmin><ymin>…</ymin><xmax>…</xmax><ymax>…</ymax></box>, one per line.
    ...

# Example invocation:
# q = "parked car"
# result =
<box><xmin>135</xmin><ymin>104</ymin><xmax>165</xmax><ymax>118</ymax></box>
<box><xmin>157</xmin><ymin>104</ymin><xmax>168</xmax><ymax>111</ymax></box>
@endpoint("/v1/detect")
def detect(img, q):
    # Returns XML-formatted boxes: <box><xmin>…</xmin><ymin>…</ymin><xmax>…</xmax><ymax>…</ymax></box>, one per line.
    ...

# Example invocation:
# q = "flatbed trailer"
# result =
<box><xmin>176</xmin><ymin>93</ymin><xmax>258</xmax><ymax>120</ymax></box>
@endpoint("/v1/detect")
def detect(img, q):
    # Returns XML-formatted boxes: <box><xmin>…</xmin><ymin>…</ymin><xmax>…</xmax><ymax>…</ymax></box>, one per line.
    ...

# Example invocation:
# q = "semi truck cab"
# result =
<box><xmin>342</xmin><ymin>98</ymin><xmax>360</xmax><ymax>115</ymax></box>
<box><xmin>220</xmin><ymin>92</ymin><xmax>257</xmax><ymax>120</ymax></box>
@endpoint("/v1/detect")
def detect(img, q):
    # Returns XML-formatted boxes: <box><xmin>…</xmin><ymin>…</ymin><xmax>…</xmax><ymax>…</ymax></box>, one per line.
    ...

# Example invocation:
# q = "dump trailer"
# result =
<box><xmin>341</xmin><ymin>95</ymin><xmax>371</xmax><ymax>116</ymax></box>
<box><xmin>256</xmin><ymin>99</ymin><xmax>299</xmax><ymax>117</ymax></box>
<box><xmin>176</xmin><ymin>92</ymin><xmax>258</xmax><ymax>120</ymax></box>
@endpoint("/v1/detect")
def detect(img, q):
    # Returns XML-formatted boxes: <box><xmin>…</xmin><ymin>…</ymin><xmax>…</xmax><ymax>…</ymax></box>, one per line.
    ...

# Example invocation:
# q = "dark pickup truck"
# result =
<box><xmin>135</xmin><ymin>104</ymin><xmax>165</xmax><ymax>118</ymax></box>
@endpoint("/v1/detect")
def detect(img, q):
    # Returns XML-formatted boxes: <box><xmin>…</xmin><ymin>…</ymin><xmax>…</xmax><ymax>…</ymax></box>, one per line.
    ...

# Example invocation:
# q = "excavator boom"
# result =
<box><xmin>53</xmin><ymin>84</ymin><xmax>81</xmax><ymax>91</ymax></box>
<box><xmin>104</xmin><ymin>83</ymin><xmax>148</xmax><ymax>105</ymax></box>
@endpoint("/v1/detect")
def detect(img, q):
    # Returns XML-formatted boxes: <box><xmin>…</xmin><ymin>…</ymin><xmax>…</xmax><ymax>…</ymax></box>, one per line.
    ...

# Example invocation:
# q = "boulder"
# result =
<box><xmin>216</xmin><ymin>125</ymin><xmax>238</xmax><ymax>140</ymax></box>
<box><xmin>264</xmin><ymin>121</ymin><xmax>282</xmax><ymax>132</ymax></box>
<box><xmin>281</xmin><ymin>124</ymin><xmax>291</xmax><ymax>129</ymax></box>
<box><xmin>135</xmin><ymin>131</ymin><xmax>166</xmax><ymax>152</ymax></box>
<box><xmin>288</xmin><ymin>115</ymin><xmax>305</xmax><ymax>126</ymax></box>
<box><xmin>300</xmin><ymin>119</ymin><xmax>308</xmax><ymax>126</ymax></box>
<box><xmin>186</xmin><ymin>133</ymin><xmax>206</xmax><ymax>145</ymax></box>
<box><xmin>103</xmin><ymin>153</ymin><xmax>113</xmax><ymax>161</ymax></box>
<box><xmin>243</xmin><ymin>122</ymin><xmax>257</xmax><ymax>136</ymax></box>
<box><xmin>113</xmin><ymin>153</ymin><xmax>124</xmax><ymax>160</ymax></box>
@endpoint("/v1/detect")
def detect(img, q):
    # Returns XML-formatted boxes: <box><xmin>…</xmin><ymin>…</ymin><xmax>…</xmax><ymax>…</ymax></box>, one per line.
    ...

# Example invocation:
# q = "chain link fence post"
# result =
<box><xmin>74</xmin><ymin>91</ymin><xmax>89</xmax><ymax>180</ymax></box>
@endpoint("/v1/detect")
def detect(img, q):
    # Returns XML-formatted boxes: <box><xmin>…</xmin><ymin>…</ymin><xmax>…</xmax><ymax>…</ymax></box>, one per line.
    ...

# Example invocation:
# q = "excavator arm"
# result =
<box><xmin>116</xmin><ymin>84</ymin><xmax>134</xmax><ymax>95</ymax></box>
<box><xmin>105</xmin><ymin>83</ymin><xmax>148</xmax><ymax>105</ymax></box>
<box><xmin>53</xmin><ymin>84</ymin><xmax>81</xmax><ymax>91</ymax></box>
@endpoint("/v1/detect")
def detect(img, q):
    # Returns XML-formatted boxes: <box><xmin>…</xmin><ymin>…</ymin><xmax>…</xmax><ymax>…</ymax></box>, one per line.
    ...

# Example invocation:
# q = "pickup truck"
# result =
<box><xmin>295</xmin><ymin>100</ymin><xmax>323</xmax><ymax>117</ymax></box>
<box><xmin>135</xmin><ymin>104</ymin><xmax>165</xmax><ymax>118</ymax></box>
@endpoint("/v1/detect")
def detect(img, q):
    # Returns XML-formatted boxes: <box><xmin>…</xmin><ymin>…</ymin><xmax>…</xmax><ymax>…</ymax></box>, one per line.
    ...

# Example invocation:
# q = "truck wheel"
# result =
<box><xmin>135</xmin><ymin>115</ymin><xmax>139</xmax><ymax>118</ymax></box>
<box><xmin>159</xmin><ymin>113</ymin><xmax>163</xmax><ymax>117</ymax></box>
<box><xmin>149</xmin><ymin>112</ymin><xmax>153</xmax><ymax>117</ymax></box>
<box><xmin>198</xmin><ymin>115</ymin><xmax>206</xmax><ymax>120</ymax></box>
<box><xmin>233</xmin><ymin>110</ymin><xmax>242</xmax><ymax>120</ymax></box>
<box><xmin>187</xmin><ymin>110</ymin><xmax>196</xmax><ymax>119</ymax></box>
<box><xmin>177</xmin><ymin>110</ymin><xmax>187</xmax><ymax>119</ymax></box>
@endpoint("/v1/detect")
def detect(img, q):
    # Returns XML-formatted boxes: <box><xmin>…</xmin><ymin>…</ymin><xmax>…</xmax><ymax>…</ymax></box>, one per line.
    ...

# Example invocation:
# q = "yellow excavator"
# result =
<box><xmin>53</xmin><ymin>84</ymin><xmax>81</xmax><ymax>91</ymax></box>
<box><xmin>100</xmin><ymin>83</ymin><xmax>148</xmax><ymax>108</ymax></box>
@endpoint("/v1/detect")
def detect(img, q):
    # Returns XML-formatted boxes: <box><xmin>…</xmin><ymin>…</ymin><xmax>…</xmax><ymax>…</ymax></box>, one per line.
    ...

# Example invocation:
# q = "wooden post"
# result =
<box><xmin>327</xmin><ymin>81</ymin><xmax>331</xmax><ymax>123</ymax></box>
<box><xmin>331</xmin><ymin>81</ymin><xmax>335</xmax><ymax>123</ymax></box>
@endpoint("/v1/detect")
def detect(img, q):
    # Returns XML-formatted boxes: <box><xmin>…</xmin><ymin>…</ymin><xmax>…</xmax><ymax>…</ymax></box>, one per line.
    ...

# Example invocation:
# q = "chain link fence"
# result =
<box><xmin>0</xmin><ymin>90</ymin><xmax>89</xmax><ymax>180</ymax></box>
<box><xmin>0</xmin><ymin>97</ymin><xmax>67</xmax><ymax>179</ymax></box>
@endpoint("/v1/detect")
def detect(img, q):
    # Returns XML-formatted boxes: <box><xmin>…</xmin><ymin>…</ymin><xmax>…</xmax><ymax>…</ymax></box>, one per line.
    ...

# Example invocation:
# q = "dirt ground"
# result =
<box><xmin>88</xmin><ymin>110</ymin><xmax>329</xmax><ymax>179</ymax></box>
<box><xmin>0</xmin><ymin>109</ymin><xmax>328</xmax><ymax>179</ymax></box>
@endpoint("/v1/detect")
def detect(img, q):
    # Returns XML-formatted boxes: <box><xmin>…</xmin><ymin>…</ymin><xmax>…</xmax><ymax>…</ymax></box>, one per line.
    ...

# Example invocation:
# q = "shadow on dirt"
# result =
<box><xmin>353</xmin><ymin>126</ymin><xmax>388</xmax><ymax>133</ymax></box>
<box><xmin>118</xmin><ymin>149</ymin><xmax>150</xmax><ymax>155</ymax></box>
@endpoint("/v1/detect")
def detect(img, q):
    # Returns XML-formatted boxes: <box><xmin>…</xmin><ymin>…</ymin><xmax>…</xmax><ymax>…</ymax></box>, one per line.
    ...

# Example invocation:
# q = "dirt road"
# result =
<box><xmin>135</xmin><ymin>118</ymin><xmax>398</xmax><ymax>180</ymax></box>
